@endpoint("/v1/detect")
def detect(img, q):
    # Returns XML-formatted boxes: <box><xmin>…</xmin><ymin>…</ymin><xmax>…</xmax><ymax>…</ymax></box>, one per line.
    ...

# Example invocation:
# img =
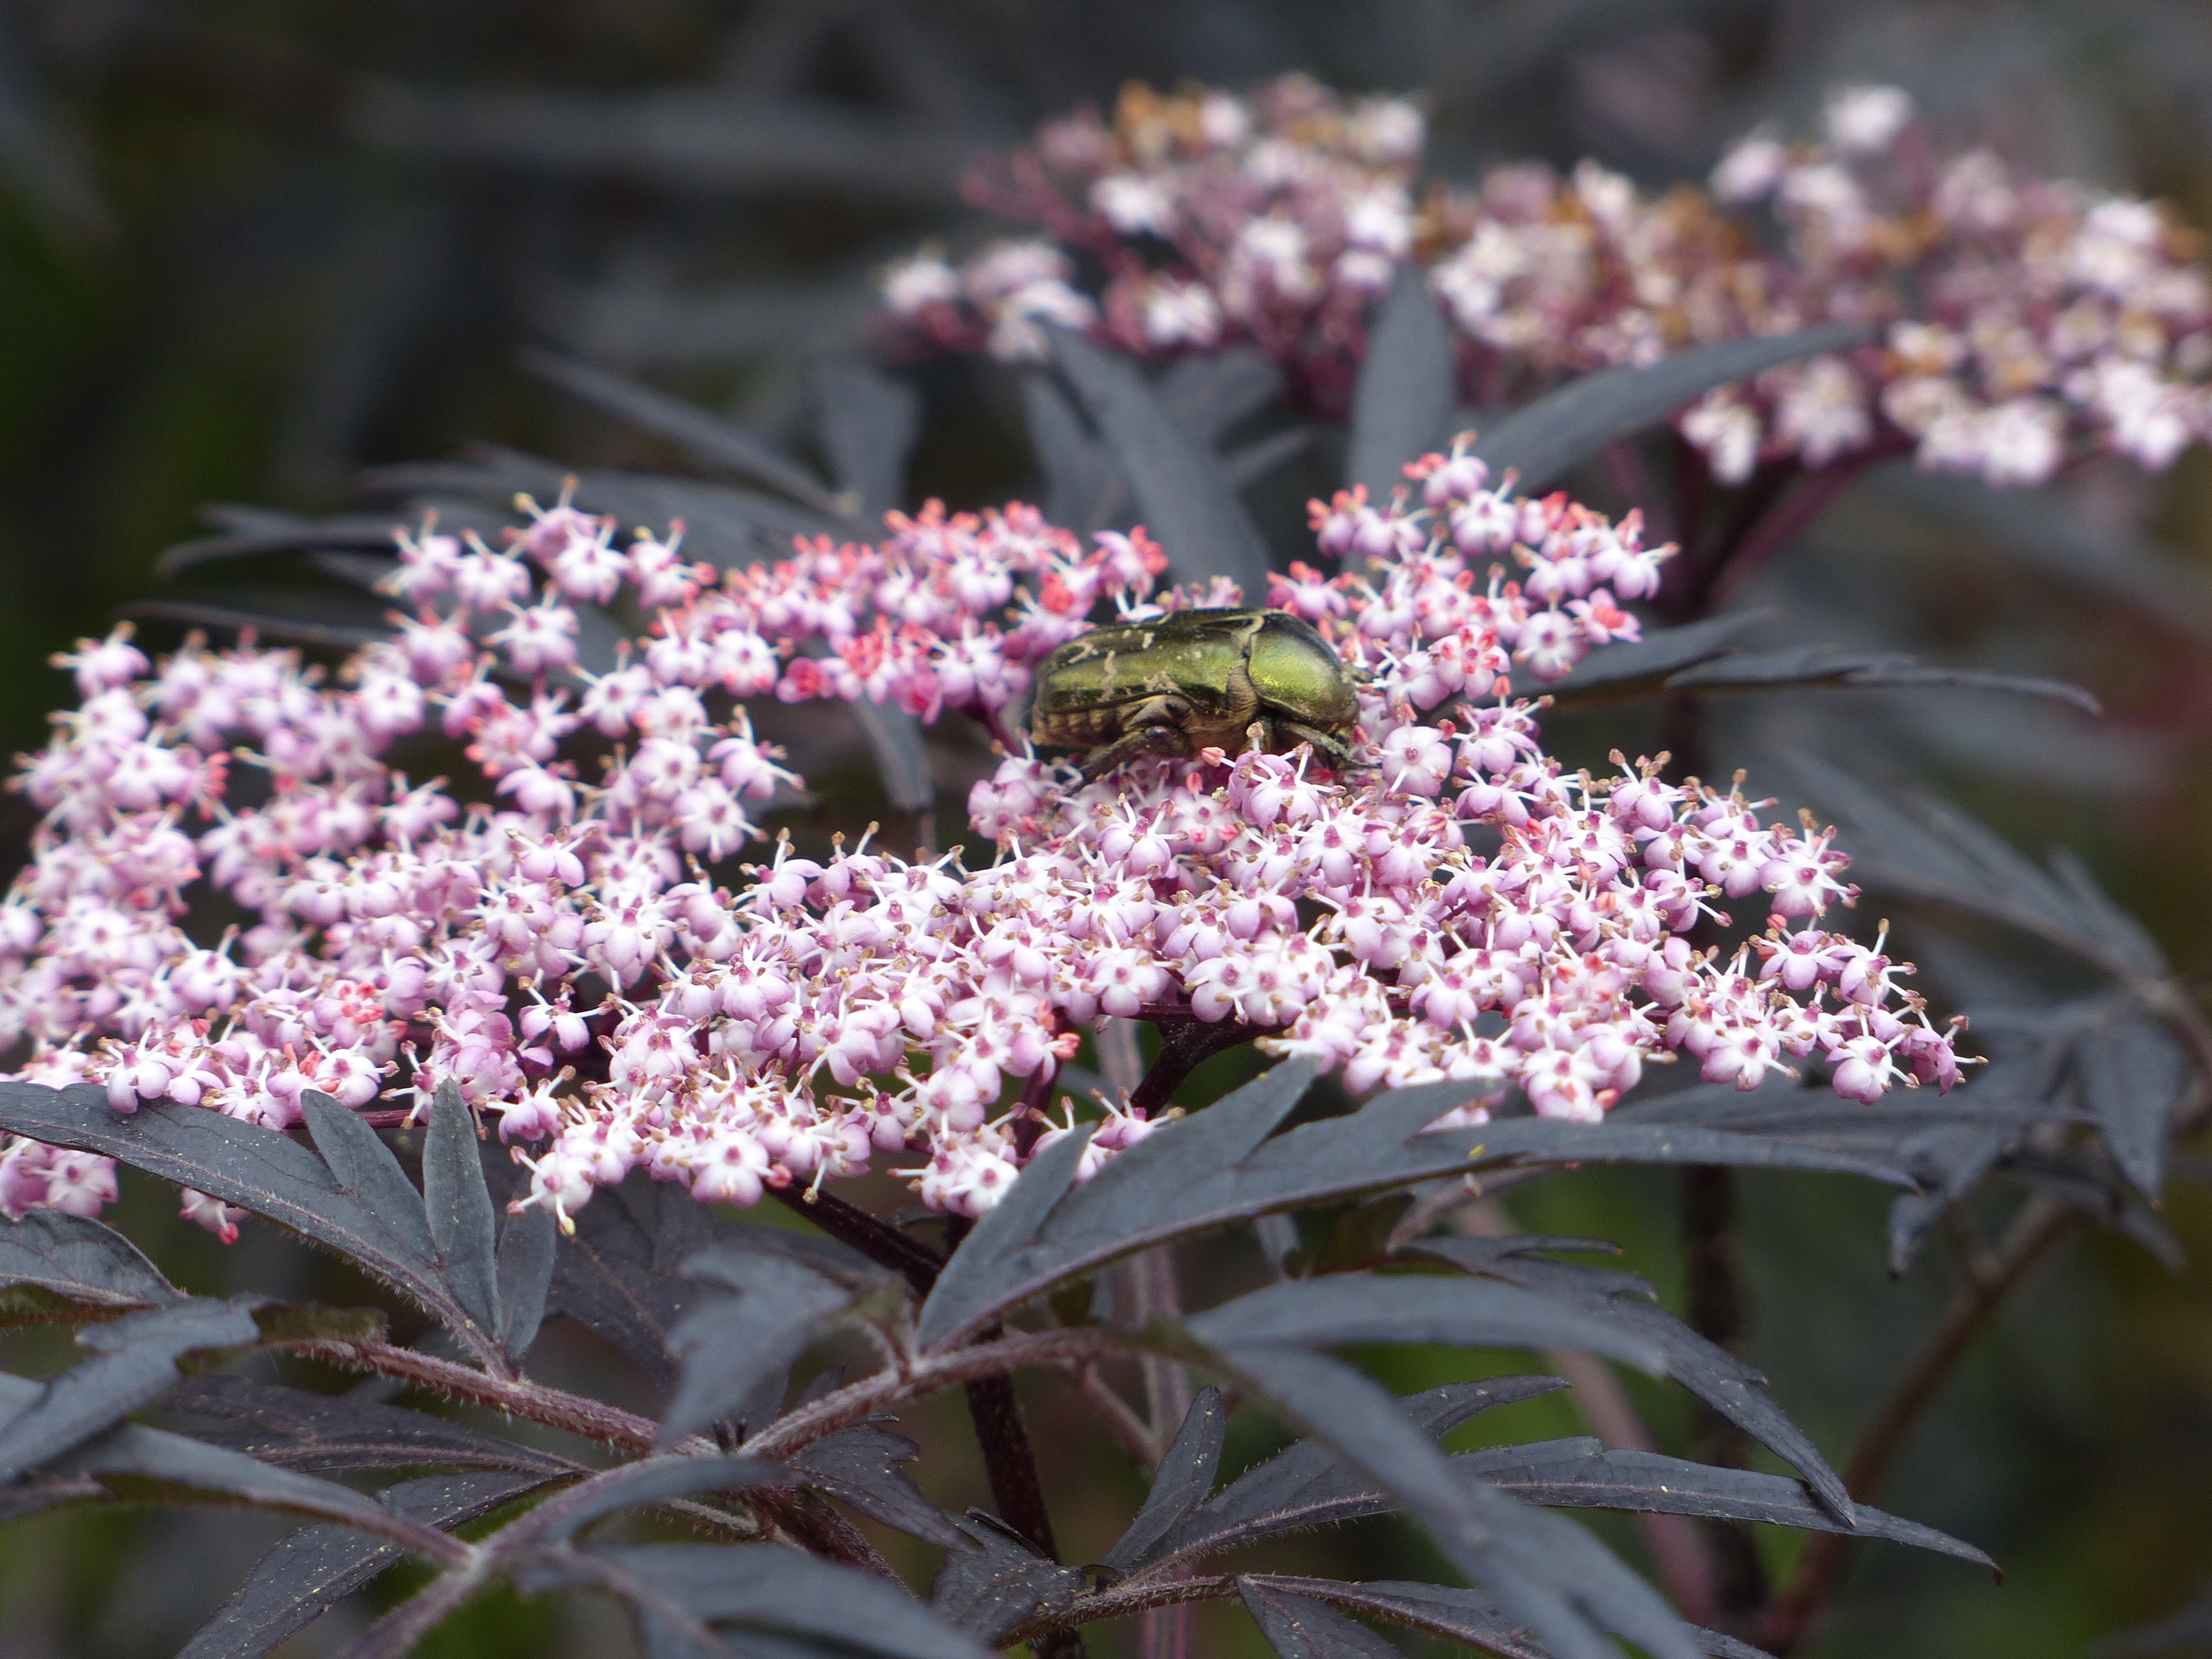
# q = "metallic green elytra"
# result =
<box><xmin>1030</xmin><ymin>607</ymin><xmax>1362</xmax><ymax>779</ymax></box>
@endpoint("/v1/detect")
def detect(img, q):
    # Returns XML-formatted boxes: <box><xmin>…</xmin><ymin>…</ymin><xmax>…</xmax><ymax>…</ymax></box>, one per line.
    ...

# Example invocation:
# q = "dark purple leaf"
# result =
<box><xmin>1240</xmin><ymin>1577</ymin><xmax>1406</xmax><ymax>1658</ymax></box>
<box><xmin>1349</xmin><ymin>264</ymin><xmax>1457</xmax><ymax>499</ymax></box>
<box><xmin>297</xmin><ymin>1089</ymin><xmax>436</xmax><ymax>1273</ymax></box>
<box><xmin>0</xmin><ymin>1298</ymin><xmax>262</xmax><ymax>1481</ymax></box>
<box><xmin>178</xmin><ymin>1470</ymin><xmax>550</xmax><ymax>1659</ymax></box>
<box><xmin>1023</xmin><ymin>373</ymin><xmax>1120</xmax><ymax>534</ymax></box>
<box><xmin>423</xmin><ymin>1081</ymin><xmax>502</xmax><ymax>1342</ymax></box>
<box><xmin>659</xmin><ymin>1250</ymin><xmax>862</xmax><ymax>1445</ymax></box>
<box><xmin>497</xmin><ymin>1203</ymin><xmax>557</xmax><ymax>1366</ymax></box>
<box><xmin>1408</xmin><ymin>1237</ymin><xmax>1850</xmax><ymax>1523</ymax></box>
<box><xmin>1663</xmin><ymin>646</ymin><xmax>2099</xmax><ymax>713</ymax></box>
<box><xmin>532</xmin><ymin>1454</ymin><xmax>789</xmax><ymax>1544</ymax></box>
<box><xmin>1545</xmin><ymin>613</ymin><xmax>1771</xmax><ymax>701</ymax></box>
<box><xmin>0</xmin><ymin>1209</ymin><xmax>183</xmax><ymax>1321</ymax></box>
<box><xmin>1159</xmin><ymin>1378</ymin><xmax>1565</xmax><ymax>1563</ymax></box>
<box><xmin>1048</xmin><ymin>327</ymin><xmax>1274</xmax><ymax>599</ymax></box>
<box><xmin>1473</xmin><ymin>323</ymin><xmax>1874</xmax><ymax>491</ymax></box>
<box><xmin>1263</xmin><ymin>1577</ymin><xmax>1776</xmax><ymax>1659</ymax></box>
<box><xmin>1105</xmin><ymin>1385</ymin><xmax>1226</xmax><ymax>1569</ymax></box>
<box><xmin>1156</xmin><ymin>348</ymin><xmax>1284</xmax><ymax>445</ymax></box>
<box><xmin>808</xmin><ymin>358</ymin><xmax>920</xmax><ymax>520</ymax></box>
<box><xmin>928</xmin><ymin>1516</ymin><xmax>1082</xmax><ymax>1645</ymax></box>
<box><xmin>163</xmin><ymin>1375</ymin><xmax>573</xmax><ymax>1477</ymax></box>
<box><xmin>0</xmin><ymin>1086</ymin><xmax>488</xmax><ymax>1350</ymax></box>
<box><xmin>524</xmin><ymin>348</ymin><xmax>851</xmax><ymax>517</ymax></box>
<box><xmin>2075</xmin><ymin>1011</ymin><xmax>2192</xmax><ymax>1199</ymax></box>
<box><xmin>787</xmin><ymin>1422</ymin><xmax>964</xmax><ymax>1548</ymax></box>
<box><xmin>587</xmin><ymin>1542</ymin><xmax>995</xmax><ymax>1658</ymax></box>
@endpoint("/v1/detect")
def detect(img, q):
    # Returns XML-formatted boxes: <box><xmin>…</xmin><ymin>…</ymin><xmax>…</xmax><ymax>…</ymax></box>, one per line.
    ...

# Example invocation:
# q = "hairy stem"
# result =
<box><xmin>1004</xmin><ymin>1573</ymin><xmax>1239</xmax><ymax>1648</ymax></box>
<box><xmin>1760</xmin><ymin>1194</ymin><xmax>2079</xmax><ymax>1653</ymax></box>
<box><xmin>332</xmin><ymin>1550</ymin><xmax>493</xmax><ymax>1659</ymax></box>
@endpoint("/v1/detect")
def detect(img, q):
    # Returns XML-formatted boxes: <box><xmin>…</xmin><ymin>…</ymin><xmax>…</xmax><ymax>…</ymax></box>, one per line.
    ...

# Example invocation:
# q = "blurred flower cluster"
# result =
<box><xmin>0</xmin><ymin>450</ymin><xmax>1959</xmax><ymax>1232</ymax></box>
<box><xmin>884</xmin><ymin>77</ymin><xmax>2212</xmax><ymax>488</ymax></box>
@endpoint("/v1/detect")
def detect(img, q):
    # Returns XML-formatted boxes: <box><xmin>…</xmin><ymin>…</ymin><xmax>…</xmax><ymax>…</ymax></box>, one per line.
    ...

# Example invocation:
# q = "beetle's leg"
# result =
<box><xmin>1079</xmin><ymin>722</ymin><xmax>1193</xmax><ymax>780</ymax></box>
<box><xmin>1274</xmin><ymin>722</ymin><xmax>1360</xmax><ymax>771</ymax></box>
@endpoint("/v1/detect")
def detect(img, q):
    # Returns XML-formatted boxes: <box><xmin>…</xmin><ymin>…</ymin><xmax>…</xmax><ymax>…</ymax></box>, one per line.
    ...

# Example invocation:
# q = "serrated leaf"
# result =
<box><xmin>531</xmin><ymin>1454</ymin><xmax>788</xmax><ymax>1545</ymax></box>
<box><xmin>1210</xmin><ymin>1344</ymin><xmax>1699</xmax><ymax>1659</ymax></box>
<box><xmin>1349</xmin><ymin>264</ymin><xmax>1457</xmax><ymax>499</ymax></box>
<box><xmin>0</xmin><ymin>1298</ymin><xmax>262</xmax><ymax>1481</ymax></box>
<box><xmin>524</xmin><ymin>348</ymin><xmax>851</xmax><ymax>517</ymax></box>
<box><xmin>163</xmin><ymin>1375</ymin><xmax>574</xmax><ymax>1477</ymax></box>
<box><xmin>1105</xmin><ymin>1386</ymin><xmax>1226</xmax><ymax>1569</ymax></box>
<box><xmin>591</xmin><ymin>1542</ymin><xmax>995</xmax><ymax>1658</ymax></box>
<box><xmin>1187</xmin><ymin>1276</ymin><xmax>1671</xmax><ymax>1372</ymax></box>
<box><xmin>55</xmin><ymin>1421</ymin><xmax>462</xmax><ymax>1557</ymax></box>
<box><xmin>1785</xmin><ymin>758</ymin><xmax>2172</xmax><ymax>977</ymax></box>
<box><xmin>1240</xmin><ymin>1577</ymin><xmax>1405</xmax><ymax>1658</ymax></box>
<box><xmin>808</xmin><ymin>359</ymin><xmax>920</xmax><ymax>520</ymax></box>
<box><xmin>424</xmin><ymin>1081</ymin><xmax>502</xmax><ymax>1340</ymax></box>
<box><xmin>1260</xmin><ymin>1577</ymin><xmax>1778</xmax><ymax>1659</ymax></box>
<box><xmin>1663</xmin><ymin>646</ymin><xmax>2099</xmax><ymax>712</ymax></box>
<box><xmin>1545</xmin><ymin>613</ymin><xmax>1771</xmax><ymax>702</ymax></box>
<box><xmin>179</xmin><ymin>1470</ymin><xmax>549</xmax><ymax>1659</ymax></box>
<box><xmin>1022</xmin><ymin>373</ymin><xmax>1120</xmax><ymax>534</ymax></box>
<box><xmin>660</xmin><ymin>1251</ymin><xmax>860</xmax><ymax>1444</ymax></box>
<box><xmin>1409</xmin><ymin>1237</ymin><xmax>1851</xmax><ymax>1522</ymax></box>
<box><xmin>1461</xmin><ymin>1444</ymin><xmax>1991</xmax><ymax>1566</ymax></box>
<box><xmin>1157</xmin><ymin>349</ymin><xmax>1285</xmax><ymax>446</ymax></box>
<box><xmin>0</xmin><ymin>1086</ymin><xmax>493</xmax><ymax>1357</ymax></box>
<box><xmin>1159</xmin><ymin>1378</ymin><xmax>1564</xmax><ymax>1564</ymax></box>
<box><xmin>1474</xmin><ymin>324</ymin><xmax>1875</xmax><ymax>491</ymax></box>
<box><xmin>1048</xmin><ymin>326</ymin><xmax>1274</xmax><ymax>599</ymax></box>
<box><xmin>918</xmin><ymin>1063</ymin><xmax>1914</xmax><ymax>1353</ymax></box>
<box><xmin>929</xmin><ymin>1516</ymin><xmax>1083</xmax><ymax>1645</ymax></box>
<box><xmin>298</xmin><ymin>1089</ymin><xmax>437</xmax><ymax>1270</ymax></box>
<box><xmin>787</xmin><ymin>1422</ymin><xmax>964</xmax><ymax>1547</ymax></box>
<box><xmin>497</xmin><ymin>1204</ymin><xmax>557</xmax><ymax>1366</ymax></box>
<box><xmin>0</xmin><ymin>1209</ymin><xmax>183</xmax><ymax>1319</ymax></box>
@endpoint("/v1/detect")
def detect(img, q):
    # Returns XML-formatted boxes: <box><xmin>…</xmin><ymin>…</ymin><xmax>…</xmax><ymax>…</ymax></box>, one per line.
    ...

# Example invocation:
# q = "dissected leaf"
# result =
<box><xmin>423</xmin><ymin>1081</ymin><xmax>502</xmax><ymax>1341</ymax></box>
<box><xmin>164</xmin><ymin>1374</ymin><xmax>574</xmax><ymax>1477</ymax></box>
<box><xmin>1545</xmin><ymin>613</ymin><xmax>1771</xmax><ymax>701</ymax></box>
<box><xmin>497</xmin><ymin>1204</ymin><xmax>558</xmax><ymax>1366</ymax></box>
<box><xmin>0</xmin><ymin>1209</ymin><xmax>183</xmax><ymax>1322</ymax></box>
<box><xmin>1239</xmin><ymin>1577</ymin><xmax>1405</xmax><ymax>1659</ymax></box>
<box><xmin>1349</xmin><ymin>264</ymin><xmax>1457</xmax><ymax>499</ymax></box>
<box><xmin>1460</xmin><ymin>1443</ymin><xmax>1990</xmax><ymax>1566</ymax></box>
<box><xmin>1158</xmin><ymin>1378</ymin><xmax>1564</xmax><ymax>1563</ymax></box>
<box><xmin>1023</xmin><ymin>373</ymin><xmax>1120</xmax><ymax>534</ymax></box>
<box><xmin>1409</xmin><ymin>1236</ymin><xmax>1851</xmax><ymax>1522</ymax></box>
<box><xmin>929</xmin><ymin>1516</ymin><xmax>1083</xmax><ymax>1645</ymax></box>
<box><xmin>787</xmin><ymin>1422</ymin><xmax>964</xmax><ymax>1547</ymax></box>
<box><xmin>1048</xmin><ymin>326</ymin><xmax>1274</xmax><ymax>599</ymax></box>
<box><xmin>0</xmin><ymin>1087</ymin><xmax>491</xmax><ymax>1352</ymax></box>
<box><xmin>297</xmin><ymin>1089</ymin><xmax>437</xmax><ymax>1272</ymax></box>
<box><xmin>660</xmin><ymin>1250</ymin><xmax>861</xmax><ymax>1444</ymax></box>
<box><xmin>808</xmin><ymin>358</ymin><xmax>920</xmax><ymax>520</ymax></box>
<box><xmin>1786</xmin><ymin>758</ymin><xmax>2168</xmax><ymax>977</ymax></box>
<box><xmin>1105</xmin><ymin>1385</ymin><xmax>1226</xmax><ymax>1569</ymax></box>
<box><xmin>1474</xmin><ymin>323</ymin><xmax>1874</xmax><ymax>491</ymax></box>
<box><xmin>530</xmin><ymin>1454</ymin><xmax>788</xmax><ymax>1544</ymax></box>
<box><xmin>179</xmin><ymin>1470</ymin><xmax>550</xmax><ymax>1659</ymax></box>
<box><xmin>1663</xmin><ymin>646</ymin><xmax>2100</xmax><ymax>712</ymax></box>
<box><xmin>585</xmin><ymin>1542</ymin><xmax>995</xmax><ymax>1658</ymax></box>
<box><xmin>2075</xmin><ymin>1010</ymin><xmax>2193</xmax><ymax>1198</ymax></box>
<box><xmin>0</xmin><ymin>1298</ymin><xmax>262</xmax><ymax>1481</ymax></box>
<box><xmin>846</xmin><ymin>695</ymin><xmax>936</xmax><ymax>815</ymax></box>
<box><xmin>1186</xmin><ymin>1276</ymin><xmax>1671</xmax><ymax>1372</ymax></box>
<box><xmin>919</xmin><ymin>1064</ymin><xmax>1915</xmax><ymax>1353</ymax></box>
<box><xmin>525</xmin><ymin>348</ymin><xmax>851</xmax><ymax>516</ymax></box>
<box><xmin>1263</xmin><ymin>1577</ymin><xmax>1777</xmax><ymax>1659</ymax></box>
<box><xmin>1209</xmin><ymin>1344</ymin><xmax>1699</xmax><ymax>1659</ymax></box>
<box><xmin>549</xmin><ymin>1178</ymin><xmax>699</xmax><ymax>1387</ymax></box>
<box><xmin>1157</xmin><ymin>349</ymin><xmax>1285</xmax><ymax>445</ymax></box>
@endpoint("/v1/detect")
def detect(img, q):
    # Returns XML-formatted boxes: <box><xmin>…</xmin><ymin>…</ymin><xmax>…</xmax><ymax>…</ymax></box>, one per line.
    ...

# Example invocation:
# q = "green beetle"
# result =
<box><xmin>1030</xmin><ymin>607</ymin><xmax>1362</xmax><ymax>779</ymax></box>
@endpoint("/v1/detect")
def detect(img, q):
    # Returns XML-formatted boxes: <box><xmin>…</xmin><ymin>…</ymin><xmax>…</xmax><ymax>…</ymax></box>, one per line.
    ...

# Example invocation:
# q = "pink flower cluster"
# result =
<box><xmin>0</xmin><ymin>453</ymin><xmax>1959</xmax><ymax>1235</ymax></box>
<box><xmin>884</xmin><ymin>77</ymin><xmax>2212</xmax><ymax>488</ymax></box>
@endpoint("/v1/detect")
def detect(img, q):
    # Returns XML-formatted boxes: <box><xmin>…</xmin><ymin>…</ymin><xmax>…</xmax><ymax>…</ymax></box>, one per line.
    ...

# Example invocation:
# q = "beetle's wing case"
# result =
<box><xmin>1032</xmin><ymin>609</ymin><xmax>1263</xmax><ymax>718</ymax></box>
<box><xmin>1246</xmin><ymin>612</ymin><xmax>1360</xmax><ymax>729</ymax></box>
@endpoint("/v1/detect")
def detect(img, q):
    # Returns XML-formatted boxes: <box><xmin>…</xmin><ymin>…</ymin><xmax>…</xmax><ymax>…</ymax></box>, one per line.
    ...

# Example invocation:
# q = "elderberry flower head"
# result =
<box><xmin>0</xmin><ymin>453</ymin><xmax>1961</xmax><ymax>1234</ymax></box>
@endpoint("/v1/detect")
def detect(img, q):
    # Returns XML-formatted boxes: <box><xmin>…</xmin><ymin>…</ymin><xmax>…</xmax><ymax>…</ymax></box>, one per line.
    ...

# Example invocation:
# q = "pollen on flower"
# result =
<box><xmin>0</xmin><ymin>445</ymin><xmax>1957</xmax><ymax>1234</ymax></box>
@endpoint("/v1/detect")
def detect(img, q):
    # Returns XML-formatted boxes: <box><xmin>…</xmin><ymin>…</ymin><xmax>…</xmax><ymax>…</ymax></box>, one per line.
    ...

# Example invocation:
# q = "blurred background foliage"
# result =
<box><xmin>3</xmin><ymin>1</ymin><xmax>2212</xmax><ymax>1654</ymax></box>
